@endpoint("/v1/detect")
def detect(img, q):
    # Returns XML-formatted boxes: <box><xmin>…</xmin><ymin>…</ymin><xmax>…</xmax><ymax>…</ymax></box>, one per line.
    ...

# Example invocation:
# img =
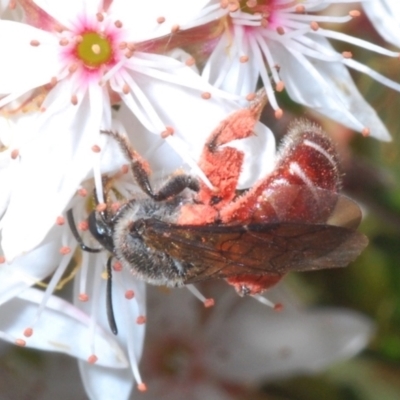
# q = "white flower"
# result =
<box><xmin>0</xmin><ymin>0</ymin><xmax>243</xmax><ymax>259</ymax></box>
<box><xmin>139</xmin><ymin>283</ymin><xmax>374</xmax><ymax>399</ymax></box>
<box><xmin>183</xmin><ymin>0</ymin><xmax>400</xmax><ymax>141</ymax></box>
<box><xmin>0</xmin><ymin>192</ymin><xmax>148</xmax><ymax>398</ymax></box>
<box><xmin>362</xmin><ymin>0</ymin><xmax>400</xmax><ymax>48</ymax></box>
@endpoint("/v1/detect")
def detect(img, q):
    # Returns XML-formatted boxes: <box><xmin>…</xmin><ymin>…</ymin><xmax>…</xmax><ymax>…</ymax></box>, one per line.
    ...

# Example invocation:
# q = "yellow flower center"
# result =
<box><xmin>76</xmin><ymin>32</ymin><xmax>113</xmax><ymax>68</ymax></box>
<box><xmin>239</xmin><ymin>0</ymin><xmax>271</xmax><ymax>16</ymax></box>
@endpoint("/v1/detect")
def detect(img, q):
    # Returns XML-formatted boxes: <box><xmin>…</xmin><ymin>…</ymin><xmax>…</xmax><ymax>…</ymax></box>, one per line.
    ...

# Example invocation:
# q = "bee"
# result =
<box><xmin>68</xmin><ymin>96</ymin><xmax>368</xmax><ymax>334</ymax></box>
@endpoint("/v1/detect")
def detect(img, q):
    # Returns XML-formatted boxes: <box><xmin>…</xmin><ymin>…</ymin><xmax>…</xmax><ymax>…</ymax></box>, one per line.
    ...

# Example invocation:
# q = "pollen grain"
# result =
<box><xmin>88</xmin><ymin>354</ymin><xmax>98</xmax><ymax>364</ymax></box>
<box><xmin>23</xmin><ymin>327</ymin><xmax>33</xmax><ymax>337</ymax></box>
<box><xmin>56</xmin><ymin>216</ymin><xmax>65</xmax><ymax>226</ymax></box>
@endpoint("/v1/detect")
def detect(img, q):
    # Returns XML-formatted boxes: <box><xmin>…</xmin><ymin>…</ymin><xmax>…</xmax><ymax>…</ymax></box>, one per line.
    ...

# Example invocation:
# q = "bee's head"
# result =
<box><xmin>88</xmin><ymin>210</ymin><xmax>115</xmax><ymax>253</ymax></box>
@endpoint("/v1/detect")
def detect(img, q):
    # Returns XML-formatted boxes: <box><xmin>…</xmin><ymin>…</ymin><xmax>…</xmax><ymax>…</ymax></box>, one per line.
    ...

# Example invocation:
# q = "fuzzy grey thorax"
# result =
<box><xmin>111</xmin><ymin>195</ymin><xmax>194</xmax><ymax>287</ymax></box>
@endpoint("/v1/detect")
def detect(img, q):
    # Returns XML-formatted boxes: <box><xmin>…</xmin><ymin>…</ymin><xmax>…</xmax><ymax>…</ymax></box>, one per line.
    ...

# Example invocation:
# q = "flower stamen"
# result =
<box><xmin>362</xmin><ymin>127</ymin><xmax>370</xmax><ymax>137</ymax></box>
<box><xmin>88</xmin><ymin>354</ymin><xmax>98</xmax><ymax>364</ymax></box>
<box><xmin>49</xmin><ymin>77</ymin><xmax>58</xmax><ymax>87</ymax></box>
<box><xmin>349</xmin><ymin>10</ymin><xmax>360</xmax><ymax>18</ymax></box>
<box><xmin>60</xmin><ymin>246</ymin><xmax>71</xmax><ymax>255</ymax></box>
<box><xmin>10</xmin><ymin>149</ymin><xmax>19</xmax><ymax>159</ymax></box>
<box><xmin>23</xmin><ymin>327</ymin><xmax>33</xmax><ymax>337</ymax></box>
<box><xmin>137</xmin><ymin>383</ymin><xmax>147</xmax><ymax>392</ymax></box>
<box><xmin>77</xmin><ymin>188</ymin><xmax>88</xmax><ymax>197</ymax></box>
<box><xmin>171</xmin><ymin>24</ymin><xmax>180</xmax><ymax>33</ymax></box>
<box><xmin>71</xmin><ymin>94</ymin><xmax>78</xmax><ymax>105</ymax></box>
<box><xmin>21</xmin><ymin>245</ymin><xmax>74</xmax><ymax>345</ymax></box>
<box><xmin>91</xmin><ymin>144</ymin><xmax>101</xmax><ymax>153</ymax></box>
<box><xmin>15</xmin><ymin>338</ymin><xmax>26</xmax><ymax>347</ymax></box>
<box><xmin>69</xmin><ymin>63</ymin><xmax>78</xmax><ymax>74</ymax></box>
<box><xmin>113</xmin><ymin>261</ymin><xmax>122</xmax><ymax>271</ymax></box>
<box><xmin>274</xmin><ymin>108</ymin><xmax>283</xmax><ymax>119</ymax></box>
<box><xmin>78</xmin><ymin>220</ymin><xmax>88</xmax><ymax>231</ymax></box>
<box><xmin>59</xmin><ymin>38</ymin><xmax>69</xmax><ymax>46</ymax></box>
<box><xmin>79</xmin><ymin>293</ymin><xmax>89</xmax><ymax>302</ymax></box>
<box><xmin>275</xmin><ymin>81</ymin><xmax>284</xmax><ymax>92</ymax></box>
<box><xmin>185</xmin><ymin>57</ymin><xmax>195</xmax><ymax>66</ymax></box>
<box><xmin>186</xmin><ymin>284</ymin><xmax>215</xmax><ymax>308</ymax></box>
<box><xmin>161</xmin><ymin>126</ymin><xmax>174</xmax><ymax>138</ymax></box>
<box><xmin>122</xmin><ymin>84</ymin><xmax>130</xmax><ymax>94</ymax></box>
<box><xmin>56</xmin><ymin>216</ymin><xmax>65</xmax><ymax>226</ymax></box>
<box><xmin>252</xmin><ymin>294</ymin><xmax>283</xmax><ymax>311</ymax></box>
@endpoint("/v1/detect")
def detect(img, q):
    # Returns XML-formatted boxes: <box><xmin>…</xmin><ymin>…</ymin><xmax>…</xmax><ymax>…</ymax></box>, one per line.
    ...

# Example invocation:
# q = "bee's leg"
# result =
<box><xmin>101</xmin><ymin>130</ymin><xmax>155</xmax><ymax>197</ymax></box>
<box><xmin>67</xmin><ymin>209</ymin><xmax>102</xmax><ymax>253</ymax></box>
<box><xmin>152</xmin><ymin>174</ymin><xmax>200</xmax><ymax>201</ymax></box>
<box><xmin>101</xmin><ymin>130</ymin><xmax>199</xmax><ymax>201</ymax></box>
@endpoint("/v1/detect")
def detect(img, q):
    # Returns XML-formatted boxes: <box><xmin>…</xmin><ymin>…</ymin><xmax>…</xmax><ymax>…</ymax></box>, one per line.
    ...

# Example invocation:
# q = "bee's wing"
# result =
<box><xmin>140</xmin><ymin>218</ymin><xmax>368</xmax><ymax>283</ymax></box>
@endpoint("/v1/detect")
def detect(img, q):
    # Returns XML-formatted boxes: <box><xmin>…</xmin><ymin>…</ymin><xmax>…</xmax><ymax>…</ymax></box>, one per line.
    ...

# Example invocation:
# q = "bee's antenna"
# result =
<box><xmin>67</xmin><ymin>209</ymin><xmax>102</xmax><ymax>253</ymax></box>
<box><xmin>67</xmin><ymin>208</ymin><xmax>118</xmax><ymax>334</ymax></box>
<box><xmin>106</xmin><ymin>256</ymin><xmax>118</xmax><ymax>335</ymax></box>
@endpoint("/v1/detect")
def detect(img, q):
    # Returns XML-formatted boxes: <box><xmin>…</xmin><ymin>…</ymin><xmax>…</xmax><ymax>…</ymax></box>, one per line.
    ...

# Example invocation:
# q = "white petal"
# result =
<box><xmin>203</xmin><ymin>33</ymin><xmax>259</xmax><ymax>97</ymax></box>
<box><xmin>0</xmin><ymin>113</ymin><xmax>41</xmax><ymax>217</ymax></box>
<box><xmin>1</xmin><ymin>82</ymin><xmax>106</xmax><ymax>258</ymax></box>
<box><xmin>363</xmin><ymin>0</ymin><xmax>400</xmax><ymax>48</ymax></box>
<box><xmin>271</xmin><ymin>38</ymin><xmax>391</xmax><ymax>141</ymax></box>
<box><xmin>110</xmin><ymin>0</ymin><xmax>215</xmax><ymax>41</ymax></box>
<box><xmin>206</xmin><ymin>297</ymin><xmax>373</xmax><ymax>382</ymax></box>
<box><xmin>221</xmin><ymin>121</ymin><xmax>276</xmax><ymax>189</ymax></box>
<box><xmin>79</xmin><ymin>361</ymin><xmax>135</xmax><ymax>400</ymax></box>
<box><xmin>0</xmin><ymin>236</ymin><xmax>62</xmax><ymax>305</ymax></box>
<box><xmin>33</xmin><ymin>0</ymin><xmax>102</xmax><ymax>30</ymax></box>
<box><xmin>73</xmin><ymin>254</ymin><xmax>146</xmax><ymax>398</ymax></box>
<box><xmin>0</xmin><ymin>288</ymin><xmax>128</xmax><ymax>367</ymax></box>
<box><xmin>0</xmin><ymin>21</ymin><xmax>59</xmax><ymax>96</ymax></box>
<box><xmin>0</xmin><ymin>152</ymin><xmax>13</xmax><ymax>218</ymax></box>
<box><xmin>73</xmin><ymin>255</ymin><xmax>146</xmax><ymax>356</ymax></box>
